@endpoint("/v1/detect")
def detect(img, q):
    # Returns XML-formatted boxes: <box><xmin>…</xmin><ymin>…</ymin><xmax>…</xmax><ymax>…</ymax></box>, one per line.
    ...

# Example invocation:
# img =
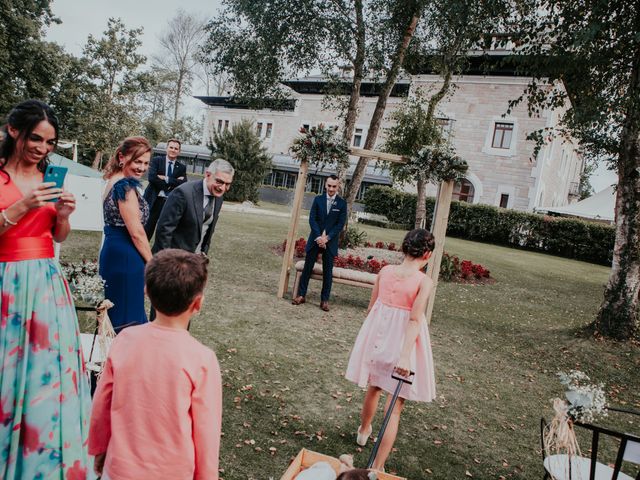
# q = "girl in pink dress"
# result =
<box><xmin>345</xmin><ymin>228</ymin><xmax>436</xmax><ymax>471</ymax></box>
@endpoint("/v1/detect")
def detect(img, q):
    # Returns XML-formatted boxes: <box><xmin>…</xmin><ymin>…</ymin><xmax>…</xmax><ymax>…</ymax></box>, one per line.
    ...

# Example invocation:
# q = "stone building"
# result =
<box><xmin>195</xmin><ymin>55</ymin><xmax>582</xmax><ymax>211</ymax></box>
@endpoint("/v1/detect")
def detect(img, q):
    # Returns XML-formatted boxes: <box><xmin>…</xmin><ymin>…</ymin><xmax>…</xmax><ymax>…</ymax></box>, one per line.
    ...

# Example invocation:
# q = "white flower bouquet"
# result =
<box><xmin>60</xmin><ymin>260</ymin><xmax>106</xmax><ymax>307</ymax></box>
<box><xmin>557</xmin><ymin>370</ymin><xmax>608</xmax><ymax>423</ymax></box>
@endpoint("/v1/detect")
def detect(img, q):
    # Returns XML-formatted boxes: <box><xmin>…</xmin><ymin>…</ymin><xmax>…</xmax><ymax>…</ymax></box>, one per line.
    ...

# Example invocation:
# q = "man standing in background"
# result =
<box><xmin>291</xmin><ymin>175</ymin><xmax>347</xmax><ymax>311</ymax></box>
<box><xmin>143</xmin><ymin>138</ymin><xmax>188</xmax><ymax>239</ymax></box>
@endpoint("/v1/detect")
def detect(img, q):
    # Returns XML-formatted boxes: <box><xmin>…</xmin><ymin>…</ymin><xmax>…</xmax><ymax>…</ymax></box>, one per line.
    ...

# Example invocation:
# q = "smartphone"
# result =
<box><xmin>43</xmin><ymin>165</ymin><xmax>68</xmax><ymax>202</ymax></box>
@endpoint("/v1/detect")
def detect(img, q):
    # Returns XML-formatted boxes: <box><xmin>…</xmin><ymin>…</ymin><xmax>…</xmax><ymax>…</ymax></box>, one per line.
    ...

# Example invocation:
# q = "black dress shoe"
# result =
<box><xmin>320</xmin><ymin>301</ymin><xmax>329</xmax><ymax>311</ymax></box>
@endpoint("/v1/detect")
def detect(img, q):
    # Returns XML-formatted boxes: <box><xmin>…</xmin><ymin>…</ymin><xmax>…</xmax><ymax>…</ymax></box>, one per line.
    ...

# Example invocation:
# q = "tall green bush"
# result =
<box><xmin>209</xmin><ymin>119</ymin><xmax>272</xmax><ymax>202</ymax></box>
<box><xmin>364</xmin><ymin>186</ymin><xmax>615</xmax><ymax>265</ymax></box>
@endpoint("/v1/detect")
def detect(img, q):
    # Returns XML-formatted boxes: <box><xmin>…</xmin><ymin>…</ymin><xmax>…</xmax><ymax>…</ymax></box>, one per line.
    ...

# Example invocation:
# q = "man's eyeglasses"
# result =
<box><xmin>214</xmin><ymin>177</ymin><xmax>232</xmax><ymax>187</ymax></box>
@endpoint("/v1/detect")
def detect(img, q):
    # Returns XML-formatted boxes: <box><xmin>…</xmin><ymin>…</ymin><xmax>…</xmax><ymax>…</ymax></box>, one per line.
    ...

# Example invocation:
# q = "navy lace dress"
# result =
<box><xmin>99</xmin><ymin>178</ymin><xmax>150</xmax><ymax>333</ymax></box>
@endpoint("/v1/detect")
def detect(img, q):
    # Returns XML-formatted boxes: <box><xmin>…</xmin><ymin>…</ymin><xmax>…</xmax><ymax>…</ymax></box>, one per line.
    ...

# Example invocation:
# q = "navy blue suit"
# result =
<box><xmin>297</xmin><ymin>193</ymin><xmax>347</xmax><ymax>302</ymax></box>
<box><xmin>143</xmin><ymin>155</ymin><xmax>188</xmax><ymax>239</ymax></box>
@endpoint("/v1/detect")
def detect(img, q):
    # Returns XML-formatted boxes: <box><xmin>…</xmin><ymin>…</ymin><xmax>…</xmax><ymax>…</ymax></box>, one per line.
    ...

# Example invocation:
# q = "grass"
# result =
<box><xmin>62</xmin><ymin>208</ymin><xmax>639</xmax><ymax>480</ymax></box>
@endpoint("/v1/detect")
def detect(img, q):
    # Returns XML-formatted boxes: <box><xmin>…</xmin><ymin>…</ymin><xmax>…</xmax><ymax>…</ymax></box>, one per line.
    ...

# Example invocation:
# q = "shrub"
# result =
<box><xmin>340</xmin><ymin>225</ymin><xmax>367</xmax><ymax>249</ymax></box>
<box><xmin>210</xmin><ymin>119</ymin><xmax>273</xmax><ymax>203</ymax></box>
<box><xmin>364</xmin><ymin>185</ymin><xmax>614</xmax><ymax>265</ymax></box>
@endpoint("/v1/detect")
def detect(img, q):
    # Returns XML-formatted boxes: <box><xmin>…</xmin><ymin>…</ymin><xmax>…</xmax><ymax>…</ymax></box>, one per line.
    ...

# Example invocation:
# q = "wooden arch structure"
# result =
<box><xmin>276</xmin><ymin>147</ymin><xmax>455</xmax><ymax>325</ymax></box>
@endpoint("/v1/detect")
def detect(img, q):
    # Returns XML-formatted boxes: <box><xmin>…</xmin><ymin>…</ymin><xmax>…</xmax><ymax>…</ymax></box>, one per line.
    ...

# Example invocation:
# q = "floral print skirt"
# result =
<box><xmin>0</xmin><ymin>258</ymin><xmax>94</xmax><ymax>479</ymax></box>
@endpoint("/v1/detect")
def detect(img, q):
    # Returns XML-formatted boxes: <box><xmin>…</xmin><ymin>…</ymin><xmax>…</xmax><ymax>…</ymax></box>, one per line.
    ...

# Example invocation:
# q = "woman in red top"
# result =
<box><xmin>0</xmin><ymin>100</ymin><xmax>93</xmax><ymax>479</ymax></box>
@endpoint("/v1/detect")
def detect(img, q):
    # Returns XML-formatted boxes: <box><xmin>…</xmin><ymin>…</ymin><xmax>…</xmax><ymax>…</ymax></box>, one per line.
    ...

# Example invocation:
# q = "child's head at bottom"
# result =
<box><xmin>402</xmin><ymin>228</ymin><xmax>435</xmax><ymax>259</ymax></box>
<box><xmin>337</xmin><ymin>469</ymin><xmax>376</xmax><ymax>480</ymax></box>
<box><xmin>145</xmin><ymin>249</ymin><xmax>209</xmax><ymax>319</ymax></box>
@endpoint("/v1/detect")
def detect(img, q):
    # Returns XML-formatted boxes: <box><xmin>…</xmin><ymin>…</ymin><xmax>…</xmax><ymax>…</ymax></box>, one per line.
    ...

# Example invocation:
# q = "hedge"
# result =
<box><xmin>363</xmin><ymin>185</ymin><xmax>615</xmax><ymax>265</ymax></box>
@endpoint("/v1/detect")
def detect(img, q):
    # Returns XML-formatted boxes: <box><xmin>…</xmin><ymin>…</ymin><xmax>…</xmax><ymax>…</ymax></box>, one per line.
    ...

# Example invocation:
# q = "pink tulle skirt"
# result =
<box><xmin>345</xmin><ymin>300</ymin><xmax>436</xmax><ymax>402</ymax></box>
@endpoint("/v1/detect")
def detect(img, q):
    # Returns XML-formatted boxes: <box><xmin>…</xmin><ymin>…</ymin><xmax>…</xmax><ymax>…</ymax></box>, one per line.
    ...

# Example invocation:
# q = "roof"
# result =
<box><xmin>194</xmin><ymin>96</ymin><xmax>297</xmax><ymax>111</ymax></box>
<box><xmin>542</xmin><ymin>185</ymin><xmax>615</xmax><ymax>222</ymax></box>
<box><xmin>282</xmin><ymin>76</ymin><xmax>411</xmax><ymax>97</ymax></box>
<box><xmin>48</xmin><ymin>153</ymin><xmax>102</xmax><ymax>178</ymax></box>
<box><xmin>404</xmin><ymin>51</ymin><xmax>530</xmax><ymax>77</ymax></box>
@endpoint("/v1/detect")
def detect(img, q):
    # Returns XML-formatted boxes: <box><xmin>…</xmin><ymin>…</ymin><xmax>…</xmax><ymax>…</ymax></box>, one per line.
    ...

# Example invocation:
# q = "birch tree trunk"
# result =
<box><xmin>338</xmin><ymin>0</ymin><xmax>365</xmax><ymax>188</ymax></box>
<box><xmin>344</xmin><ymin>11</ymin><xmax>421</xmax><ymax>215</ymax></box>
<box><xmin>594</xmin><ymin>49</ymin><xmax>640</xmax><ymax>340</ymax></box>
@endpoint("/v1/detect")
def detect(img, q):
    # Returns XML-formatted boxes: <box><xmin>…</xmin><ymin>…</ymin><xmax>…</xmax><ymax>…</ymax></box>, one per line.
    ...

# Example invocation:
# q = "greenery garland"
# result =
<box><xmin>289</xmin><ymin>124</ymin><xmax>349</xmax><ymax>170</ymax></box>
<box><xmin>410</xmin><ymin>144</ymin><xmax>469</xmax><ymax>183</ymax></box>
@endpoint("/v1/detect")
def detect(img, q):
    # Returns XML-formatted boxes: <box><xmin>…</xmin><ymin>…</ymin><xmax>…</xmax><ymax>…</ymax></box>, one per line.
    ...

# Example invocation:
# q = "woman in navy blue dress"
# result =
<box><xmin>100</xmin><ymin>137</ymin><xmax>152</xmax><ymax>333</ymax></box>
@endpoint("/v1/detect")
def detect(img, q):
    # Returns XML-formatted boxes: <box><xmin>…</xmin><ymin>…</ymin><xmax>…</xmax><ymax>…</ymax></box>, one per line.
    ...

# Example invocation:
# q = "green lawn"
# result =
<box><xmin>62</xmin><ymin>210</ymin><xmax>639</xmax><ymax>480</ymax></box>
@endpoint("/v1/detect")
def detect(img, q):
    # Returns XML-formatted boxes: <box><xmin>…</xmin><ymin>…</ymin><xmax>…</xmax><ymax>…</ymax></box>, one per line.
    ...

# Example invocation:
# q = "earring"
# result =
<box><xmin>118</xmin><ymin>163</ymin><xmax>124</xmax><ymax>168</ymax></box>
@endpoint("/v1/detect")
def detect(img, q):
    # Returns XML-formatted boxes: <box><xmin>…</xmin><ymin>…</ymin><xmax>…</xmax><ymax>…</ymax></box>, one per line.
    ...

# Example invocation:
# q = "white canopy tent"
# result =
<box><xmin>49</xmin><ymin>153</ymin><xmax>105</xmax><ymax>232</ymax></box>
<box><xmin>541</xmin><ymin>185</ymin><xmax>616</xmax><ymax>223</ymax></box>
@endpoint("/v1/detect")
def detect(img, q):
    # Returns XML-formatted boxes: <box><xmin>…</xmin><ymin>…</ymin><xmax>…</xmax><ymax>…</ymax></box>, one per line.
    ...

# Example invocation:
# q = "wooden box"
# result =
<box><xmin>280</xmin><ymin>448</ymin><xmax>406</xmax><ymax>480</ymax></box>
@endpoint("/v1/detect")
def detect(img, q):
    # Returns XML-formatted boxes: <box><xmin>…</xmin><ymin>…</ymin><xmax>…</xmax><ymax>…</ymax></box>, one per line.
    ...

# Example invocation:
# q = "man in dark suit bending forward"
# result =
<box><xmin>153</xmin><ymin>158</ymin><xmax>234</xmax><ymax>256</ymax></box>
<box><xmin>292</xmin><ymin>175</ymin><xmax>347</xmax><ymax>311</ymax></box>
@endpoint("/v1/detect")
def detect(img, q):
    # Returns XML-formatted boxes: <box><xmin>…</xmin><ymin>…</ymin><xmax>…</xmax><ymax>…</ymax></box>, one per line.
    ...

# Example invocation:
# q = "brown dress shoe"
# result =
<box><xmin>320</xmin><ymin>301</ymin><xmax>330</xmax><ymax>311</ymax></box>
<box><xmin>292</xmin><ymin>296</ymin><xmax>306</xmax><ymax>305</ymax></box>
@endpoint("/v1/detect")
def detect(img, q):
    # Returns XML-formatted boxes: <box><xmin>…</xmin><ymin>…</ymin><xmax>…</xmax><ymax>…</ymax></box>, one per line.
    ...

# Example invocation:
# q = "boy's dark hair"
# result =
<box><xmin>167</xmin><ymin>138</ymin><xmax>181</xmax><ymax>148</ymax></box>
<box><xmin>337</xmin><ymin>469</ymin><xmax>372</xmax><ymax>480</ymax></box>
<box><xmin>402</xmin><ymin>228</ymin><xmax>435</xmax><ymax>258</ymax></box>
<box><xmin>145</xmin><ymin>249</ymin><xmax>209</xmax><ymax>315</ymax></box>
<box><xmin>327</xmin><ymin>174</ymin><xmax>339</xmax><ymax>181</ymax></box>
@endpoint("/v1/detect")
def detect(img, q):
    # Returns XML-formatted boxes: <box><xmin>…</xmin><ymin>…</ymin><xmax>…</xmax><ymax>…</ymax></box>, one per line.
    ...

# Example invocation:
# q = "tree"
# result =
<box><xmin>510</xmin><ymin>0</ymin><xmax>640</xmax><ymax>340</ymax></box>
<box><xmin>383</xmin><ymin>91</ymin><xmax>442</xmax><ymax>227</ymax></box>
<box><xmin>386</xmin><ymin>0</ymin><xmax>510</xmax><ymax>228</ymax></box>
<box><xmin>0</xmin><ymin>0</ymin><xmax>66</xmax><ymax>113</ymax></box>
<box><xmin>155</xmin><ymin>10</ymin><xmax>207</xmax><ymax>123</ymax></box>
<box><xmin>80</xmin><ymin>18</ymin><xmax>150</xmax><ymax>167</ymax></box>
<box><xmin>343</xmin><ymin>0</ymin><xmax>425</xmax><ymax>215</ymax></box>
<box><xmin>209</xmin><ymin>119</ymin><xmax>272</xmax><ymax>203</ymax></box>
<box><xmin>200</xmin><ymin>1</ymin><xmax>426</xmax><ymax>198</ymax></box>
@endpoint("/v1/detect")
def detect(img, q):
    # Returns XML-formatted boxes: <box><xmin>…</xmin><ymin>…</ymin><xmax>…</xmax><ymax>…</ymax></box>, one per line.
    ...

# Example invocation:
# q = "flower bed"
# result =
<box><xmin>281</xmin><ymin>238</ymin><xmax>494</xmax><ymax>284</ymax></box>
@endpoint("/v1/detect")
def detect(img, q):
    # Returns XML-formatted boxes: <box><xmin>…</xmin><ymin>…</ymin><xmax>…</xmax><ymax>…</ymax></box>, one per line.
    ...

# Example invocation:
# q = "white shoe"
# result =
<box><xmin>356</xmin><ymin>425</ymin><xmax>372</xmax><ymax>446</ymax></box>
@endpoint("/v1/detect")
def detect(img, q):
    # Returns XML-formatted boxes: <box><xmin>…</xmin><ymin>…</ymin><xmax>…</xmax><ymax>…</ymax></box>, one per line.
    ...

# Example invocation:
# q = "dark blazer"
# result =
<box><xmin>152</xmin><ymin>180</ymin><xmax>223</xmax><ymax>255</ymax></box>
<box><xmin>306</xmin><ymin>193</ymin><xmax>347</xmax><ymax>257</ymax></box>
<box><xmin>143</xmin><ymin>154</ymin><xmax>188</xmax><ymax>208</ymax></box>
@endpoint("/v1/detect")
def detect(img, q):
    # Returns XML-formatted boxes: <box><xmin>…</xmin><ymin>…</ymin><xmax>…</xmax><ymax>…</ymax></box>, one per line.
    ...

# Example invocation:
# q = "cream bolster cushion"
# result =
<box><xmin>294</xmin><ymin>260</ymin><xmax>376</xmax><ymax>284</ymax></box>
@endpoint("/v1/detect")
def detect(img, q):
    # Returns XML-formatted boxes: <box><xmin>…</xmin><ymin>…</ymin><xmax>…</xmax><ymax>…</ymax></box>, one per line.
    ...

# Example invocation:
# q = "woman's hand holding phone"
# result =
<box><xmin>22</xmin><ymin>183</ymin><xmax>63</xmax><ymax>209</ymax></box>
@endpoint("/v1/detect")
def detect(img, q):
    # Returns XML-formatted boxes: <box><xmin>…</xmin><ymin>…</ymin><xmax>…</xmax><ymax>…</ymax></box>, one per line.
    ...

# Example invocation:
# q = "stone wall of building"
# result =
<box><xmin>201</xmin><ymin>75</ymin><xmax>582</xmax><ymax>212</ymax></box>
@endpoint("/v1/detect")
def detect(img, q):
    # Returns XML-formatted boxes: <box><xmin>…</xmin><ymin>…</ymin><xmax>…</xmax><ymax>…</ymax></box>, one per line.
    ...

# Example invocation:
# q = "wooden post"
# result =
<box><xmin>277</xmin><ymin>159</ymin><xmax>309</xmax><ymax>298</ymax></box>
<box><xmin>425</xmin><ymin>179</ymin><xmax>454</xmax><ymax>324</ymax></box>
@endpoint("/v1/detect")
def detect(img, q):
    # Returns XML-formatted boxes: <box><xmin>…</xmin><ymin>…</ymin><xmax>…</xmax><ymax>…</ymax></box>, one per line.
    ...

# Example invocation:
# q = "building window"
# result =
<box><xmin>217</xmin><ymin>119</ymin><xmax>223</xmax><ymax>131</ymax></box>
<box><xmin>256</xmin><ymin>122</ymin><xmax>263</xmax><ymax>137</ymax></box>
<box><xmin>499</xmin><ymin>193</ymin><xmax>509</xmax><ymax>208</ymax></box>
<box><xmin>285</xmin><ymin>172</ymin><xmax>296</xmax><ymax>189</ymax></box>
<box><xmin>224</xmin><ymin>120</ymin><xmax>230</xmax><ymax>131</ymax></box>
<box><xmin>263</xmin><ymin>172</ymin><xmax>274</xmax><ymax>186</ymax></box>
<box><xmin>353</xmin><ymin>128</ymin><xmax>363</xmax><ymax>147</ymax></box>
<box><xmin>491</xmin><ymin>122</ymin><xmax>513</xmax><ymax>149</ymax></box>
<box><xmin>301</xmin><ymin>123</ymin><xmax>310</xmax><ymax>132</ymax></box>
<box><xmin>265</xmin><ymin>123</ymin><xmax>273</xmax><ymax>139</ymax></box>
<box><xmin>356</xmin><ymin>182</ymin><xmax>370</xmax><ymax>202</ymax></box>
<box><xmin>306</xmin><ymin>175</ymin><xmax>322</xmax><ymax>194</ymax></box>
<box><xmin>452</xmin><ymin>179</ymin><xmax>475</xmax><ymax>203</ymax></box>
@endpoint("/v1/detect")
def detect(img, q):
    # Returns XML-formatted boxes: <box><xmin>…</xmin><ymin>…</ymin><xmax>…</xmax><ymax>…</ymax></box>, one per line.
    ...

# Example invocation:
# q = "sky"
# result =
<box><xmin>45</xmin><ymin>0</ymin><xmax>618</xmax><ymax>193</ymax></box>
<box><xmin>45</xmin><ymin>0</ymin><xmax>223</xmax><ymax>116</ymax></box>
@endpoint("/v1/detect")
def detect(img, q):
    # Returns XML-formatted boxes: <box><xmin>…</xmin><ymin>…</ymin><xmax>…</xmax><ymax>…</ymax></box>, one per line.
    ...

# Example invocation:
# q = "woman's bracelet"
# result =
<box><xmin>1</xmin><ymin>209</ymin><xmax>17</xmax><ymax>227</ymax></box>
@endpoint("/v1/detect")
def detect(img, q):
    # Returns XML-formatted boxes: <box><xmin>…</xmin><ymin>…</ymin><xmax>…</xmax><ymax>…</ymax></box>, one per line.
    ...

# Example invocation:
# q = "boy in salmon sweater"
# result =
<box><xmin>89</xmin><ymin>249</ymin><xmax>222</xmax><ymax>480</ymax></box>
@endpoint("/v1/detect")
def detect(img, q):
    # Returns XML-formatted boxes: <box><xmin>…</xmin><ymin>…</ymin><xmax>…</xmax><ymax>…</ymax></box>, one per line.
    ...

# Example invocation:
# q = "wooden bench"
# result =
<box><xmin>292</xmin><ymin>260</ymin><xmax>377</xmax><ymax>297</ymax></box>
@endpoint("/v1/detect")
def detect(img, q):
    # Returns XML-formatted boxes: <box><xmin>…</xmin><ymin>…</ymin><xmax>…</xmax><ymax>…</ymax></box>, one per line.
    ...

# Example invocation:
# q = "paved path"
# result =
<box><xmin>222</xmin><ymin>202</ymin><xmax>308</xmax><ymax>219</ymax></box>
